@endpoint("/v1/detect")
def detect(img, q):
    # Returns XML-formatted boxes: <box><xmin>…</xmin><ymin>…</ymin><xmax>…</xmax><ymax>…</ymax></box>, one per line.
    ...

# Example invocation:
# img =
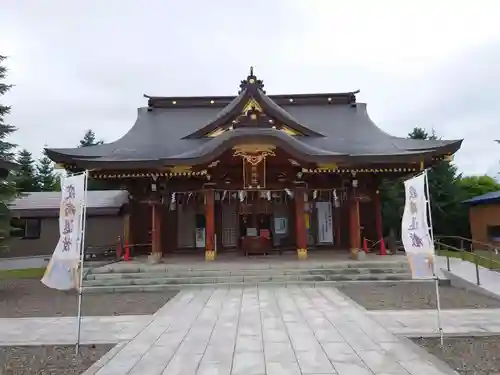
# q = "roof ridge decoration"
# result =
<box><xmin>239</xmin><ymin>66</ymin><xmax>266</xmax><ymax>94</ymax></box>
<box><xmin>184</xmin><ymin>68</ymin><xmax>324</xmax><ymax>139</ymax></box>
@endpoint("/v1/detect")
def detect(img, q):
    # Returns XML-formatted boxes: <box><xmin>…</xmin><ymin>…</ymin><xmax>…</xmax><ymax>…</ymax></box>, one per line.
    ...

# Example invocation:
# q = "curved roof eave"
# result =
<box><xmin>406</xmin><ymin>139</ymin><xmax>463</xmax><ymax>156</ymax></box>
<box><xmin>70</xmin><ymin>151</ymin><xmax>436</xmax><ymax>170</ymax></box>
<box><xmin>68</xmin><ymin>132</ymin><xmax>446</xmax><ymax>170</ymax></box>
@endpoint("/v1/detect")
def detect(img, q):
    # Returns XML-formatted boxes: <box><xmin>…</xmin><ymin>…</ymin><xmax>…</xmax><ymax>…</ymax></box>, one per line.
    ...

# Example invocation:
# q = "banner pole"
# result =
<box><xmin>75</xmin><ymin>170</ymin><xmax>89</xmax><ymax>355</ymax></box>
<box><xmin>424</xmin><ymin>170</ymin><xmax>444</xmax><ymax>346</ymax></box>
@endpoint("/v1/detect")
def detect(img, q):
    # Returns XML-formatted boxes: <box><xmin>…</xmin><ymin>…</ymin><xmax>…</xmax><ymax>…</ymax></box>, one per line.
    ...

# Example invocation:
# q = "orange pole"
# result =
<box><xmin>380</xmin><ymin>237</ymin><xmax>387</xmax><ymax>256</ymax></box>
<box><xmin>124</xmin><ymin>240</ymin><xmax>130</xmax><ymax>261</ymax></box>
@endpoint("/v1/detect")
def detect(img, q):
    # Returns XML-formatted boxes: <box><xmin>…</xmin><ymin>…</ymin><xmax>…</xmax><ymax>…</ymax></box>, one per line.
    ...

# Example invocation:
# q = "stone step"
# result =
<box><xmin>88</xmin><ymin>260</ymin><xmax>409</xmax><ymax>274</ymax></box>
<box><xmin>82</xmin><ymin>276</ymin><xmax>445</xmax><ymax>293</ymax></box>
<box><xmin>83</xmin><ymin>272</ymin><xmax>413</xmax><ymax>287</ymax></box>
<box><xmin>85</xmin><ymin>266</ymin><xmax>410</xmax><ymax>280</ymax></box>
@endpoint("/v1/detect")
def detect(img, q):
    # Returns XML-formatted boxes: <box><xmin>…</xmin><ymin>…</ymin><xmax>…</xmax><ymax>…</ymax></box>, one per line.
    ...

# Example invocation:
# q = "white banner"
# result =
<box><xmin>316</xmin><ymin>201</ymin><xmax>333</xmax><ymax>244</ymax></box>
<box><xmin>402</xmin><ymin>172</ymin><xmax>435</xmax><ymax>279</ymax></box>
<box><xmin>42</xmin><ymin>172</ymin><xmax>87</xmax><ymax>290</ymax></box>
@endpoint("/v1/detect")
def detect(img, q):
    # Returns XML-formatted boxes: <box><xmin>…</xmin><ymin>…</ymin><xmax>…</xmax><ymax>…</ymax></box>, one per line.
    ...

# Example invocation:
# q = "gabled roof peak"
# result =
<box><xmin>239</xmin><ymin>66</ymin><xmax>265</xmax><ymax>94</ymax></box>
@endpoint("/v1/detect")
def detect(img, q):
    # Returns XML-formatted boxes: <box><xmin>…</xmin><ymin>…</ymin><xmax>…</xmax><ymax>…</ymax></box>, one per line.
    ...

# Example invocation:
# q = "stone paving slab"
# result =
<box><xmin>0</xmin><ymin>315</ymin><xmax>153</xmax><ymax>345</ymax></box>
<box><xmin>368</xmin><ymin>308</ymin><xmax>500</xmax><ymax>337</ymax></box>
<box><xmin>92</xmin><ymin>286</ymin><xmax>455</xmax><ymax>375</ymax></box>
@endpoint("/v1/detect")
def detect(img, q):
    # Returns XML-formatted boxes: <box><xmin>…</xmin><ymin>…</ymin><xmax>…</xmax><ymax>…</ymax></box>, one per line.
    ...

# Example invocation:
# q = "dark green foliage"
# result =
<box><xmin>380</xmin><ymin>126</ymin><xmax>471</xmax><ymax>239</ymax></box>
<box><xmin>77</xmin><ymin>129</ymin><xmax>112</xmax><ymax>191</ymax></box>
<box><xmin>457</xmin><ymin>175</ymin><xmax>500</xmax><ymax>200</ymax></box>
<box><xmin>0</xmin><ymin>55</ymin><xmax>17</xmax><ymax>246</ymax></box>
<box><xmin>78</xmin><ymin>129</ymin><xmax>103</xmax><ymax>148</ymax></box>
<box><xmin>14</xmin><ymin>149</ymin><xmax>39</xmax><ymax>193</ymax></box>
<box><xmin>36</xmin><ymin>152</ymin><xmax>60</xmax><ymax>191</ymax></box>
<box><xmin>426</xmin><ymin>160</ymin><xmax>464</xmax><ymax>237</ymax></box>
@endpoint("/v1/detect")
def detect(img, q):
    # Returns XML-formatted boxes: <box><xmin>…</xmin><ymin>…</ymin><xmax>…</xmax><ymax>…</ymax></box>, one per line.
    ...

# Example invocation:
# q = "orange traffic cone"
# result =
<box><xmin>124</xmin><ymin>240</ymin><xmax>130</xmax><ymax>261</ymax></box>
<box><xmin>380</xmin><ymin>237</ymin><xmax>387</xmax><ymax>256</ymax></box>
<box><xmin>363</xmin><ymin>238</ymin><xmax>369</xmax><ymax>253</ymax></box>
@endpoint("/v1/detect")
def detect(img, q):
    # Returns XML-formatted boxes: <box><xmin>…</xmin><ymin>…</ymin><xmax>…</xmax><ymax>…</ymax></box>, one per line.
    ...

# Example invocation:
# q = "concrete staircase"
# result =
<box><xmin>82</xmin><ymin>260</ymin><xmax>415</xmax><ymax>293</ymax></box>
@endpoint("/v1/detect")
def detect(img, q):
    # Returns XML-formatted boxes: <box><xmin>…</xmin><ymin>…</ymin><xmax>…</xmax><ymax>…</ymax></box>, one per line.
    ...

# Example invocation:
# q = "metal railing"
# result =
<box><xmin>435</xmin><ymin>238</ymin><xmax>500</xmax><ymax>286</ymax></box>
<box><xmin>435</xmin><ymin>235</ymin><xmax>499</xmax><ymax>253</ymax></box>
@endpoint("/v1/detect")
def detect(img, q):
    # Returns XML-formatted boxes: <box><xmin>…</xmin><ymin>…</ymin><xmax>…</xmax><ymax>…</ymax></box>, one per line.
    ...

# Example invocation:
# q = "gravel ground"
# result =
<box><xmin>337</xmin><ymin>282</ymin><xmax>500</xmax><ymax>310</ymax></box>
<box><xmin>412</xmin><ymin>336</ymin><xmax>500</xmax><ymax>375</ymax></box>
<box><xmin>0</xmin><ymin>278</ymin><xmax>179</xmax><ymax>318</ymax></box>
<box><xmin>0</xmin><ymin>344</ymin><xmax>114</xmax><ymax>375</ymax></box>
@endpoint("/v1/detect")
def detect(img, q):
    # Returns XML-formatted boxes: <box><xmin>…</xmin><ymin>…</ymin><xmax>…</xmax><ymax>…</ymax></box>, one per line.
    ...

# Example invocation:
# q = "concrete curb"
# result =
<box><xmin>80</xmin><ymin>342</ymin><xmax>127</xmax><ymax>375</ymax></box>
<box><xmin>397</xmin><ymin>335</ymin><xmax>460</xmax><ymax>375</ymax></box>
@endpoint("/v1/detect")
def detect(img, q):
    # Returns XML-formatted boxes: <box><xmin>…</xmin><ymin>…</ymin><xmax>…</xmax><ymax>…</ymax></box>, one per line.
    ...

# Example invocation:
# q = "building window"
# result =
<box><xmin>11</xmin><ymin>218</ymin><xmax>41</xmax><ymax>239</ymax></box>
<box><xmin>487</xmin><ymin>225</ymin><xmax>500</xmax><ymax>242</ymax></box>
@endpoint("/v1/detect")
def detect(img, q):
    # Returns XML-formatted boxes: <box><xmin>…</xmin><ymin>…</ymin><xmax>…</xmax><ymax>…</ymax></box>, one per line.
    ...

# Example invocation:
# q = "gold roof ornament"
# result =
<box><xmin>242</xmin><ymin>98</ymin><xmax>263</xmax><ymax>115</ymax></box>
<box><xmin>317</xmin><ymin>163</ymin><xmax>338</xmax><ymax>170</ymax></box>
<box><xmin>168</xmin><ymin>165</ymin><xmax>192</xmax><ymax>173</ymax></box>
<box><xmin>232</xmin><ymin>144</ymin><xmax>276</xmax><ymax>154</ymax></box>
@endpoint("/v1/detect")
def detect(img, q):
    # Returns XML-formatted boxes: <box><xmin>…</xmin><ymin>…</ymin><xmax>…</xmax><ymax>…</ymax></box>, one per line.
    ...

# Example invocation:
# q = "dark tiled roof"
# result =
<box><xmin>10</xmin><ymin>190</ymin><xmax>128</xmax><ymax>217</ymax></box>
<box><xmin>45</xmin><ymin>72</ymin><xmax>462</xmax><ymax>168</ymax></box>
<box><xmin>463</xmin><ymin>191</ymin><xmax>500</xmax><ymax>205</ymax></box>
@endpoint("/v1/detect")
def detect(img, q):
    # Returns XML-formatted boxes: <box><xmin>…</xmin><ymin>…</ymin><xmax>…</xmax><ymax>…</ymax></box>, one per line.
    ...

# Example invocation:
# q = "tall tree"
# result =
<box><xmin>79</xmin><ymin>129</ymin><xmax>103</xmax><ymax>147</ymax></box>
<box><xmin>0</xmin><ymin>55</ymin><xmax>18</xmax><ymax>246</ymax></box>
<box><xmin>14</xmin><ymin>149</ymin><xmax>40</xmax><ymax>192</ymax></box>
<box><xmin>380</xmin><ymin>126</ymin><xmax>465</xmax><ymax>240</ymax></box>
<box><xmin>37</xmin><ymin>152</ymin><xmax>60</xmax><ymax>191</ymax></box>
<box><xmin>77</xmin><ymin>129</ymin><xmax>111</xmax><ymax>190</ymax></box>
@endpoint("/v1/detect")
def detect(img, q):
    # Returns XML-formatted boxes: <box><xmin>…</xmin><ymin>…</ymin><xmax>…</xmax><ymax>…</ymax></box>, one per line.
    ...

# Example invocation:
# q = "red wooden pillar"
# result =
<box><xmin>295</xmin><ymin>186</ymin><xmax>308</xmax><ymax>260</ymax></box>
<box><xmin>349</xmin><ymin>190</ymin><xmax>361</xmax><ymax>257</ymax></box>
<box><xmin>151</xmin><ymin>202</ymin><xmax>162</xmax><ymax>256</ymax></box>
<box><xmin>205</xmin><ymin>189</ymin><xmax>215</xmax><ymax>261</ymax></box>
<box><xmin>374</xmin><ymin>190</ymin><xmax>383</xmax><ymax>243</ymax></box>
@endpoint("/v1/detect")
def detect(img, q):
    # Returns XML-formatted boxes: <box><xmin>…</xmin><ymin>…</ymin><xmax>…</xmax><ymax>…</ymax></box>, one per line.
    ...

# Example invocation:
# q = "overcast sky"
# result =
<box><xmin>2</xmin><ymin>0</ymin><xmax>500</xmax><ymax>176</ymax></box>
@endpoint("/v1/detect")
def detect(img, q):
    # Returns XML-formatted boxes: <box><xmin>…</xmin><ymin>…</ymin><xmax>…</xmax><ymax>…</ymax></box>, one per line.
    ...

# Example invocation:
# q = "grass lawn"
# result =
<box><xmin>0</xmin><ymin>267</ymin><xmax>46</xmax><ymax>280</ymax></box>
<box><xmin>437</xmin><ymin>249</ymin><xmax>500</xmax><ymax>270</ymax></box>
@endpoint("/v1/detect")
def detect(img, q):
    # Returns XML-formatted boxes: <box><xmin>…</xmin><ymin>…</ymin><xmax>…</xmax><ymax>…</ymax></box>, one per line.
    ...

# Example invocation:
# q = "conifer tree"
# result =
<box><xmin>37</xmin><ymin>152</ymin><xmax>59</xmax><ymax>191</ymax></box>
<box><xmin>79</xmin><ymin>129</ymin><xmax>103</xmax><ymax>147</ymax></box>
<box><xmin>380</xmin><ymin>127</ymin><xmax>464</xmax><ymax>239</ymax></box>
<box><xmin>14</xmin><ymin>149</ymin><xmax>40</xmax><ymax>192</ymax></box>
<box><xmin>77</xmin><ymin>129</ymin><xmax>109</xmax><ymax>190</ymax></box>
<box><xmin>0</xmin><ymin>55</ymin><xmax>18</xmax><ymax>245</ymax></box>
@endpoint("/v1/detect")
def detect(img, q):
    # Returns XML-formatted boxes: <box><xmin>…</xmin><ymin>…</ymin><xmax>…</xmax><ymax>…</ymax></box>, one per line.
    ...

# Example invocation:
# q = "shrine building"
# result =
<box><xmin>46</xmin><ymin>69</ymin><xmax>462</xmax><ymax>261</ymax></box>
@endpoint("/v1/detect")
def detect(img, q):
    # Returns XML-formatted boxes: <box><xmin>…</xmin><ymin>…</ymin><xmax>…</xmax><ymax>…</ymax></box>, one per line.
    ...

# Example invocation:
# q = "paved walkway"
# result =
<box><xmin>0</xmin><ymin>315</ymin><xmax>152</xmax><ymax>345</ymax></box>
<box><xmin>368</xmin><ymin>308</ymin><xmax>500</xmax><ymax>337</ymax></box>
<box><xmin>0</xmin><ymin>255</ymin><xmax>49</xmax><ymax>270</ymax></box>
<box><xmin>88</xmin><ymin>287</ymin><xmax>453</xmax><ymax>375</ymax></box>
<box><xmin>437</xmin><ymin>255</ymin><xmax>500</xmax><ymax>298</ymax></box>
